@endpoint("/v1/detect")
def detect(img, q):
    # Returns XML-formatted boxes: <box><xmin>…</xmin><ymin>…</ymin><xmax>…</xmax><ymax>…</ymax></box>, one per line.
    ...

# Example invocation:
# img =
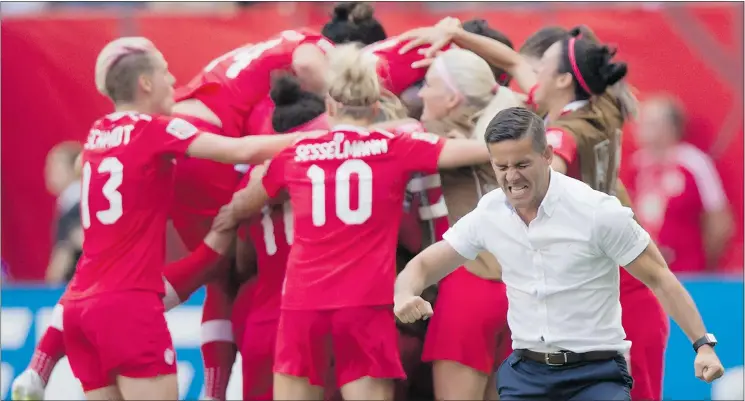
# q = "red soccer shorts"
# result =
<box><xmin>423</xmin><ymin>267</ymin><xmax>511</xmax><ymax>374</ymax></box>
<box><xmin>621</xmin><ymin>288</ymin><xmax>669</xmax><ymax>401</ymax></box>
<box><xmin>241</xmin><ymin>318</ymin><xmax>278</xmax><ymax>401</ymax></box>
<box><xmin>62</xmin><ymin>291</ymin><xmax>177</xmax><ymax>391</ymax></box>
<box><xmin>274</xmin><ymin>306</ymin><xmax>406</xmax><ymax>388</ymax></box>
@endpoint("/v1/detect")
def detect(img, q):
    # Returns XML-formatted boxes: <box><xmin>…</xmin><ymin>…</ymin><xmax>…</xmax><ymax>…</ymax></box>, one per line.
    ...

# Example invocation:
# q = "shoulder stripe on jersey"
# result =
<box><xmin>675</xmin><ymin>143</ymin><xmax>728</xmax><ymax>211</ymax></box>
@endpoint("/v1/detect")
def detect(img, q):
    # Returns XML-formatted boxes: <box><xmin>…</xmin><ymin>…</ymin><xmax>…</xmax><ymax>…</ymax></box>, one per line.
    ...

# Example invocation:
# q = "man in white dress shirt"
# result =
<box><xmin>394</xmin><ymin>107</ymin><xmax>724</xmax><ymax>400</ymax></box>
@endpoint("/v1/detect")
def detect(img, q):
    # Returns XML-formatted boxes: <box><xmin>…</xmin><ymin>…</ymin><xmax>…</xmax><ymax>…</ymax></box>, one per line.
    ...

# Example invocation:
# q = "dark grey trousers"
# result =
<box><xmin>497</xmin><ymin>351</ymin><xmax>634</xmax><ymax>400</ymax></box>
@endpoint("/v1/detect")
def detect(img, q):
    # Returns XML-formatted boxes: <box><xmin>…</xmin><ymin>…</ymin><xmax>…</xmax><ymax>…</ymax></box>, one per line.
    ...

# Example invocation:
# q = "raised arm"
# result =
<box><xmin>436</xmin><ymin>138</ymin><xmax>490</xmax><ymax>169</ymax></box>
<box><xmin>186</xmin><ymin>132</ymin><xmax>302</xmax><ymax>165</ymax></box>
<box><xmin>398</xmin><ymin>24</ymin><xmax>537</xmax><ymax>93</ymax></box>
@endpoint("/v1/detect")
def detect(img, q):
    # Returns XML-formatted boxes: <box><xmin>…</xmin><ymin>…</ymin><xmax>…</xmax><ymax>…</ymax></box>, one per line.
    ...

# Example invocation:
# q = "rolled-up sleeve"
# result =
<box><xmin>442</xmin><ymin>210</ymin><xmax>483</xmax><ymax>260</ymax></box>
<box><xmin>593</xmin><ymin>196</ymin><xmax>651</xmax><ymax>267</ymax></box>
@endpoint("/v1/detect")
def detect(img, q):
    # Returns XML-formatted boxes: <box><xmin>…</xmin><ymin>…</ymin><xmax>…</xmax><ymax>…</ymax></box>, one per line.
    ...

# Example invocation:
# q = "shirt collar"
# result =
<box><xmin>503</xmin><ymin>168</ymin><xmax>562</xmax><ymax>217</ymax></box>
<box><xmin>331</xmin><ymin>124</ymin><xmax>369</xmax><ymax>135</ymax></box>
<box><xmin>544</xmin><ymin>100</ymin><xmax>589</xmax><ymax>125</ymax></box>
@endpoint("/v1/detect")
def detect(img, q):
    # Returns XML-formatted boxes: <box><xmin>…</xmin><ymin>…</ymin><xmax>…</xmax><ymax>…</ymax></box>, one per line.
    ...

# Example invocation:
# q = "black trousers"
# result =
<box><xmin>497</xmin><ymin>351</ymin><xmax>634</xmax><ymax>400</ymax></box>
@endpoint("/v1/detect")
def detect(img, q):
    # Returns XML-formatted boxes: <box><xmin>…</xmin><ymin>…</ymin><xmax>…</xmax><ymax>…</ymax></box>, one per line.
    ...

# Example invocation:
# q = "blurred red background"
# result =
<box><xmin>2</xmin><ymin>2</ymin><xmax>742</xmax><ymax>280</ymax></box>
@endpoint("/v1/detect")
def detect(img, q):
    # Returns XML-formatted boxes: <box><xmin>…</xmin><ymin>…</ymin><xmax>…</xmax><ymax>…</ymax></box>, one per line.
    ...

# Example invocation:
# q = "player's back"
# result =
<box><xmin>176</xmin><ymin>29</ymin><xmax>334</xmax><ymax>137</ymax></box>
<box><xmin>264</xmin><ymin>126</ymin><xmax>444</xmax><ymax>309</ymax></box>
<box><xmin>67</xmin><ymin>112</ymin><xmax>199</xmax><ymax>300</ymax></box>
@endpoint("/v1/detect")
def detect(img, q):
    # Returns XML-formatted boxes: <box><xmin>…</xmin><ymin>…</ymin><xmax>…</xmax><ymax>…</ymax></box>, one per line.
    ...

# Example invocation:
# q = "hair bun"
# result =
<box><xmin>270</xmin><ymin>74</ymin><xmax>304</xmax><ymax>106</ymax></box>
<box><xmin>570</xmin><ymin>25</ymin><xmax>600</xmax><ymax>43</ymax></box>
<box><xmin>349</xmin><ymin>2</ymin><xmax>374</xmax><ymax>22</ymax></box>
<box><xmin>332</xmin><ymin>3</ymin><xmax>353</xmax><ymax>21</ymax></box>
<box><xmin>600</xmin><ymin>62</ymin><xmax>628</xmax><ymax>87</ymax></box>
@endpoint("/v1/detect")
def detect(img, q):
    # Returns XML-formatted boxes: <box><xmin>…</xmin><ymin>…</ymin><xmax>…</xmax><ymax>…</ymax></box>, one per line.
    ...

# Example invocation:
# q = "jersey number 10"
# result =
<box><xmin>81</xmin><ymin>157</ymin><xmax>124</xmax><ymax>229</ymax></box>
<box><xmin>306</xmin><ymin>160</ymin><xmax>373</xmax><ymax>226</ymax></box>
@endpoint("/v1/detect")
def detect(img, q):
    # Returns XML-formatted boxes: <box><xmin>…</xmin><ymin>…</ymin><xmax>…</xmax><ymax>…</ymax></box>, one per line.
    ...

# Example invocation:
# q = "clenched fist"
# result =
<box><xmin>394</xmin><ymin>296</ymin><xmax>433</xmax><ymax>324</ymax></box>
<box><xmin>694</xmin><ymin>346</ymin><xmax>725</xmax><ymax>383</ymax></box>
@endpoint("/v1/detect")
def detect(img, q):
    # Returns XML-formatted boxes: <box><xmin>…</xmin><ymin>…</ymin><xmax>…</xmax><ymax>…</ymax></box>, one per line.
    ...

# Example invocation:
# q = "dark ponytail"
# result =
<box><xmin>559</xmin><ymin>27</ymin><xmax>628</xmax><ymax>98</ymax></box>
<box><xmin>270</xmin><ymin>74</ymin><xmax>326</xmax><ymax>133</ymax></box>
<box><xmin>321</xmin><ymin>2</ymin><xmax>387</xmax><ymax>46</ymax></box>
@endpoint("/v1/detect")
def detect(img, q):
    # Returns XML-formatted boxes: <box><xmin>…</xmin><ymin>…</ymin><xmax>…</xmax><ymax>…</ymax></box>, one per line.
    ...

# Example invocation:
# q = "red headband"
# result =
<box><xmin>568</xmin><ymin>38</ymin><xmax>593</xmax><ymax>95</ymax></box>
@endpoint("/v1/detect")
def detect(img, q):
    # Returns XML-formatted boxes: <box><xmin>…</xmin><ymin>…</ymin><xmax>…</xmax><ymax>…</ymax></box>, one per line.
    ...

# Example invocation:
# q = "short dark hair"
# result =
<box><xmin>104</xmin><ymin>51</ymin><xmax>155</xmax><ymax>103</ymax></box>
<box><xmin>484</xmin><ymin>107</ymin><xmax>546</xmax><ymax>152</ymax></box>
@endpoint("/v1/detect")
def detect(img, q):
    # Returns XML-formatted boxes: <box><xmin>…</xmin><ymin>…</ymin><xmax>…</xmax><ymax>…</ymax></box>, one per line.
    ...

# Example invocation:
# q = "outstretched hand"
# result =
<box><xmin>397</xmin><ymin>19</ymin><xmax>458</xmax><ymax>62</ymax></box>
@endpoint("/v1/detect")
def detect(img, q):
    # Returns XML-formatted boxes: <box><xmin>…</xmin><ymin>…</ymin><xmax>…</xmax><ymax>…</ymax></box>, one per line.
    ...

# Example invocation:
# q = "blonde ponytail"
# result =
<box><xmin>327</xmin><ymin>43</ymin><xmax>380</xmax><ymax>110</ymax></box>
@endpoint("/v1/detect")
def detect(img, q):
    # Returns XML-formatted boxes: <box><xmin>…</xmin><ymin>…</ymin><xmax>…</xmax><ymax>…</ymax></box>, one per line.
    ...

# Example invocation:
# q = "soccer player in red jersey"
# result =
<box><xmin>60</xmin><ymin>36</ymin><xmax>313</xmax><ymax>401</ymax></box>
<box><xmin>231</xmin><ymin>75</ymin><xmax>330</xmax><ymax>401</ymax></box>
<box><xmin>213</xmin><ymin>44</ymin><xmax>493</xmax><ymax>400</ymax></box>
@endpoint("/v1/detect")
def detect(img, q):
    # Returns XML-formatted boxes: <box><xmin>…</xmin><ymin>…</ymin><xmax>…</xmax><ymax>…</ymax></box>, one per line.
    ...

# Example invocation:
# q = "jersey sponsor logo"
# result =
<box><xmin>294</xmin><ymin>133</ymin><xmax>389</xmax><ymax>162</ymax></box>
<box><xmin>166</xmin><ymin>118</ymin><xmax>199</xmax><ymax>140</ymax></box>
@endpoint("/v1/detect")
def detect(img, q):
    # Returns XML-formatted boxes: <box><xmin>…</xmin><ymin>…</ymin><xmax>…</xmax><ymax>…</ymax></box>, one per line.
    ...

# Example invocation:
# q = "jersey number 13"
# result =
<box><xmin>81</xmin><ymin>157</ymin><xmax>124</xmax><ymax>229</ymax></box>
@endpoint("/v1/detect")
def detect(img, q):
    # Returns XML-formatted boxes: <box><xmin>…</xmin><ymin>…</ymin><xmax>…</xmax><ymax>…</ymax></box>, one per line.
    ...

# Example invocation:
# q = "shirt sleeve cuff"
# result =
<box><xmin>442</xmin><ymin>229</ymin><xmax>479</xmax><ymax>260</ymax></box>
<box><xmin>618</xmin><ymin>231</ymin><xmax>651</xmax><ymax>267</ymax></box>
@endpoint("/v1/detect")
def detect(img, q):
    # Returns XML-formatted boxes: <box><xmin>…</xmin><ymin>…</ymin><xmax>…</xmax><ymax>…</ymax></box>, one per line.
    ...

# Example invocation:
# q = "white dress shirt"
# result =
<box><xmin>443</xmin><ymin>169</ymin><xmax>650</xmax><ymax>354</ymax></box>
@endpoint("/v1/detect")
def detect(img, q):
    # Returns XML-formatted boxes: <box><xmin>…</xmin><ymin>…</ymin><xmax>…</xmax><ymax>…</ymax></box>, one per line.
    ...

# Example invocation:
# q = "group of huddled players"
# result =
<box><xmin>11</xmin><ymin>3</ymin><xmax>669</xmax><ymax>401</ymax></box>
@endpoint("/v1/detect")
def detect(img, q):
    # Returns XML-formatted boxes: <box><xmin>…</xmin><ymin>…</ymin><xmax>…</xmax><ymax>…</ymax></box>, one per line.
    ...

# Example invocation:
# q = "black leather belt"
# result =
<box><xmin>515</xmin><ymin>349</ymin><xmax>620</xmax><ymax>366</ymax></box>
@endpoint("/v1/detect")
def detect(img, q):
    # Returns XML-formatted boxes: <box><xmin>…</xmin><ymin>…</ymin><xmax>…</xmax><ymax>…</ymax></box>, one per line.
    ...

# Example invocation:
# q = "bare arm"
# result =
<box><xmin>437</xmin><ymin>138</ymin><xmax>490</xmax><ymax>169</ymax></box>
<box><xmin>625</xmin><ymin>242</ymin><xmax>708</xmax><ymax>342</ymax></box>
<box><xmin>702</xmin><ymin>209</ymin><xmax>734</xmax><ymax>270</ymax></box>
<box><xmin>448</xmin><ymin>27</ymin><xmax>537</xmax><ymax>93</ymax></box>
<box><xmin>230</xmin><ymin>171</ymin><xmax>272</xmax><ymax>223</ymax></box>
<box><xmin>394</xmin><ymin>241</ymin><xmax>469</xmax><ymax>301</ymax></box>
<box><xmin>186</xmin><ymin>132</ymin><xmax>301</xmax><ymax>165</ymax></box>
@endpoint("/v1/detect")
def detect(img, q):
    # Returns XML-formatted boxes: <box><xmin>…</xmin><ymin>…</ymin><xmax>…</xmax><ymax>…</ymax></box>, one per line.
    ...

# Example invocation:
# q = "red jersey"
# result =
<box><xmin>262</xmin><ymin>126</ymin><xmax>445</xmax><ymax>309</ymax></box>
<box><xmin>364</xmin><ymin>36</ymin><xmax>452</xmax><ymax>96</ymax></box>
<box><xmin>175</xmin><ymin>29</ymin><xmax>334</xmax><ymax>138</ymax></box>
<box><xmin>237</xmin><ymin>172</ymin><xmax>293</xmax><ymax>322</ymax></box>
<box><xmin>67</xmin><ymin>112</ymin><xmax>201</xmax><ymax>300</ymax></box>
<box><xmin>629</xmin><ymin>143</ymin><xmax>727</xmax><ymax>273</ymax></box>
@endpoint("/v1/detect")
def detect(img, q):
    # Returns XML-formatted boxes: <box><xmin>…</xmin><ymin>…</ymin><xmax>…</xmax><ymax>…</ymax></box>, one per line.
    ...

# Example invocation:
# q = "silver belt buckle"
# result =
<box><xmin>544</xmin><ymin>352</ymin><xmax>568</xmax><ymax>366</ymax></box>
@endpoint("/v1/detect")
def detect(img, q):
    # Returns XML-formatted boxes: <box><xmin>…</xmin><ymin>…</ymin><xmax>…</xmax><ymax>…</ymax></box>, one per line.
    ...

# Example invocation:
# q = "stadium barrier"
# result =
<box><xmin>1</xmin><ymin>3</ymin><xmax>742</xmax><ymax>282</ymax></box>
<box><xmin>1</xmin><ymin>277</ymin><xmax>742</xmax><ymax>400</ymax></box>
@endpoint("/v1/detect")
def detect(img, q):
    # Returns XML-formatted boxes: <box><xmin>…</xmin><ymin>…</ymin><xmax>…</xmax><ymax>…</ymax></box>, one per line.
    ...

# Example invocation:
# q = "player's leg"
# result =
<box><xmin>623</xmin><ymin>292</ymin><xmax>669</xmax><ymax>401</ymax></box>
<box><xmin>11</xmin><ymin>303</ymin><xmax>66</xmax><ymax>400</ymax></box>
<box><xmin>423</xmin><ymin>268</ymin><xmax>507</xmax><ymax>400</ymax></box>
<box><xmin>201</xmin><ymin>277</ymin><xmax>237</xmax><ymax>401</ymax></box>
<box><xmin>333</xmin><ymin>306</ymin><xmax>405</xmax><ymax>401</ymax></box>
<box><xmin>395</xmin><ymin>332</ymin><xmax>425</xmax><ymax>400</ymax></box>
<box><xmin>273</xmin><ymin>310</ymin><xmax>331</xmax><ymax>400</ymax></box>
<box><xmin>241</xmin><ymin>319</ymin><xmax>277</xmax><ymax>400</ymax></box>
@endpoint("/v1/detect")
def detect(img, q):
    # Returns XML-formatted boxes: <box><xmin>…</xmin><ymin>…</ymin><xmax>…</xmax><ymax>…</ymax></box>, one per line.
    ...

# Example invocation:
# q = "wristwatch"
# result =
<box><xmin>692</xmin><ymin>333</ymin><xmax>717</xmax><ymax>353</ymax></box>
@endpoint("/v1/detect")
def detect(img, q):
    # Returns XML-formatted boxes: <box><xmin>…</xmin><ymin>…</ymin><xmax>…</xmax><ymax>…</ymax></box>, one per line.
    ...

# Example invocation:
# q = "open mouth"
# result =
<box><xmin>509</xmin><ymin>185</ymin><xmax>529</xmax><ymax>197</ymax></box>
